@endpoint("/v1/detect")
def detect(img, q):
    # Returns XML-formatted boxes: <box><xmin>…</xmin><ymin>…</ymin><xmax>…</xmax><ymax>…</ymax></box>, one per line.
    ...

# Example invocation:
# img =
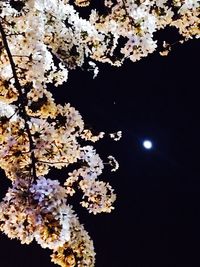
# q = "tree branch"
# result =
<box><xmin>0</xmin><ymin>20</ymin><xmax>37</xmax><ymax>181</ymax></box>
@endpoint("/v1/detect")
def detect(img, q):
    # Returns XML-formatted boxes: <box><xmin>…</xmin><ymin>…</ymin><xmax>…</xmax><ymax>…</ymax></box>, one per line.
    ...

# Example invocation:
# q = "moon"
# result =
<box><xmin>143</xmin><ymin>140</ymin><xmax>153</xmax><ymax>150</ymax></box>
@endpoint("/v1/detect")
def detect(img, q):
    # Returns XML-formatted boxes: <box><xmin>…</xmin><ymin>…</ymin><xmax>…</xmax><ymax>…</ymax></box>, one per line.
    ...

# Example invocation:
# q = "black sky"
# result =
<box><xmin>0</xmin><ymin>36</ymin><xmax>200</xmax><ymax>267</ymax></box>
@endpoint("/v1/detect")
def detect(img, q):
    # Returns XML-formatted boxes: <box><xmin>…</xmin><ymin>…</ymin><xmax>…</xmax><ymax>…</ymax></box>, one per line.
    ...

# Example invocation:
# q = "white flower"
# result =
<box><xmin>107</xmin><ymin>155</ymin><xmax>119</xmax><ymax>172</ymax></box>
<box><xmin>0</xmin><ymin>101</ymin><xmax>17</xmax><ymax>121</ymax></box>
<box><xmin>109</xmin><ymin>131</ymin><xmax>122</xmax><ymax>141</ymax></box>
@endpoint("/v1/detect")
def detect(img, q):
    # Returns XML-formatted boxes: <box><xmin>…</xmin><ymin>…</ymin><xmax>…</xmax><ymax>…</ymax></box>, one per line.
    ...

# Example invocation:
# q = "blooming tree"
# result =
<box><xmin>0</xmin><ymin>0</ymin><xmax>199</xmax><ymax>266</ymax></box>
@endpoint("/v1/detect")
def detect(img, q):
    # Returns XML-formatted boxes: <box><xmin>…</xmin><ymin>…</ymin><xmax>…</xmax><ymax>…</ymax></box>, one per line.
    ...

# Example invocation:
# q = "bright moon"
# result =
<box><xmin>143</xmin><ymin>140</ymin><xmax>153</xmax><ymax>149</ymax></box>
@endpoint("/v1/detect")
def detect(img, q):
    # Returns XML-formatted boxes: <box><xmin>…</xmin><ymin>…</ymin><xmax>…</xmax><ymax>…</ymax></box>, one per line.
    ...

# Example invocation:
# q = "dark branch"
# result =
<box><xmin>0</xmin><ymin>20</ymin><xmax>37</xmax><ymax>181</ymax></box>
<box><xmin>38</xmin><ymin>160</ymin><xmax>70</xmax><ymax>165</ymax></box>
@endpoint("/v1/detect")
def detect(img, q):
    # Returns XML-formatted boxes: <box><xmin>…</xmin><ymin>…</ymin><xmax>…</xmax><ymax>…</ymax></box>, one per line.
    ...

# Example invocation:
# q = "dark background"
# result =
<box><xmin>0</xmin><ymin>34</ymin><xmax>200</xmax><ymax>267</ymax></box>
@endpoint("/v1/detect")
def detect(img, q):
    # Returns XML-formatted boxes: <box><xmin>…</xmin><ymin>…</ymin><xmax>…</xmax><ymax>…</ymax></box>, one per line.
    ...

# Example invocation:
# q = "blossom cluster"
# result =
<box><xmin>0</xmin><ymin>0</ymin><xmax>199</xmax><ymax>87</ymax></box>
<box><xmin>51</xmin><ymin>210</ymin><xmax>96</xmax><ymax>267</ymax></box>
<box><xmin>0</xmin><ymin>0</ymin><xmax>199</xmax><ymax>267</ymax></box>
<box><xmin>0</xmin><ymin>177</ymin><xmax>71</xmax><ymax>248</ymax></box>
<box><xmin>0</xmin><ymin>2</ymin><xmax>119</xmax><ymax>266</ymax></box>
<box><xmin>0</xmin><ymin>177</ymin><xmax>95</xmax><ymax>266</ymax></box>
<box><xmin>0</xmin><ymin>98</ymin><xmax>117</xmax><ymax>266</ymax></box>
<box><xmin>91</xmin><ymin>0</ymin><xmax>199</xmax><ymax>63</ymax></box>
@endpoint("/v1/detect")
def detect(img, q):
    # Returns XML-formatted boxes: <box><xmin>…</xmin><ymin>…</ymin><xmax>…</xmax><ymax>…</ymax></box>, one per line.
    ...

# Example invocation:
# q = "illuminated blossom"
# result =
<box><xmin>51</xmin><ymin>210</ymin><xmax>95</xmax><ymax>267</ymax></box>
<box><xmin>0</xmin><ymin>101</ymin><xmax>17</xmax><ymax>121</ymax></box>
<box><xmin>79</xmin><ymin>178</ymin><xmax>116</xmax><ymax>214</ymax></box>
<box><xmin>0</xmin><ymin>177</ymin><xmax>71</xmax><ymax>249</ymax></box>
<box><xmin>0</xmin><ymin>0</ymin><xmax>199</xmax><ymax>266</ymax></box>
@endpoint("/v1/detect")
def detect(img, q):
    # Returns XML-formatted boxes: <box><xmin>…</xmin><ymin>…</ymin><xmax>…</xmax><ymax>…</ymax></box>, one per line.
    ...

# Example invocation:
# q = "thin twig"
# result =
<box><xmin>38</xmin><ymin>160</ymin><xmax>69</xmax><ymax>165</ymax></box>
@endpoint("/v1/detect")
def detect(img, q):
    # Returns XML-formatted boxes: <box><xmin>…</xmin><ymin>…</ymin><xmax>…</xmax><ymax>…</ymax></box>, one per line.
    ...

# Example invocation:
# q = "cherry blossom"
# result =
<box><xmin>0</xmin><ymin>0</ymin><xmax>199</xmax><ymax>267</ymax></box>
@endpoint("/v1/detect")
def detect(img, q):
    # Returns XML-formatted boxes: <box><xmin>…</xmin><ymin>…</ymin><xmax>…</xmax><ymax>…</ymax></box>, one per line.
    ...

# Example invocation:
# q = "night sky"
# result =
<box><xmin>0</xmin><ymin>35</ymin><xmax>200</xmax><ymax>267</ymax></box>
